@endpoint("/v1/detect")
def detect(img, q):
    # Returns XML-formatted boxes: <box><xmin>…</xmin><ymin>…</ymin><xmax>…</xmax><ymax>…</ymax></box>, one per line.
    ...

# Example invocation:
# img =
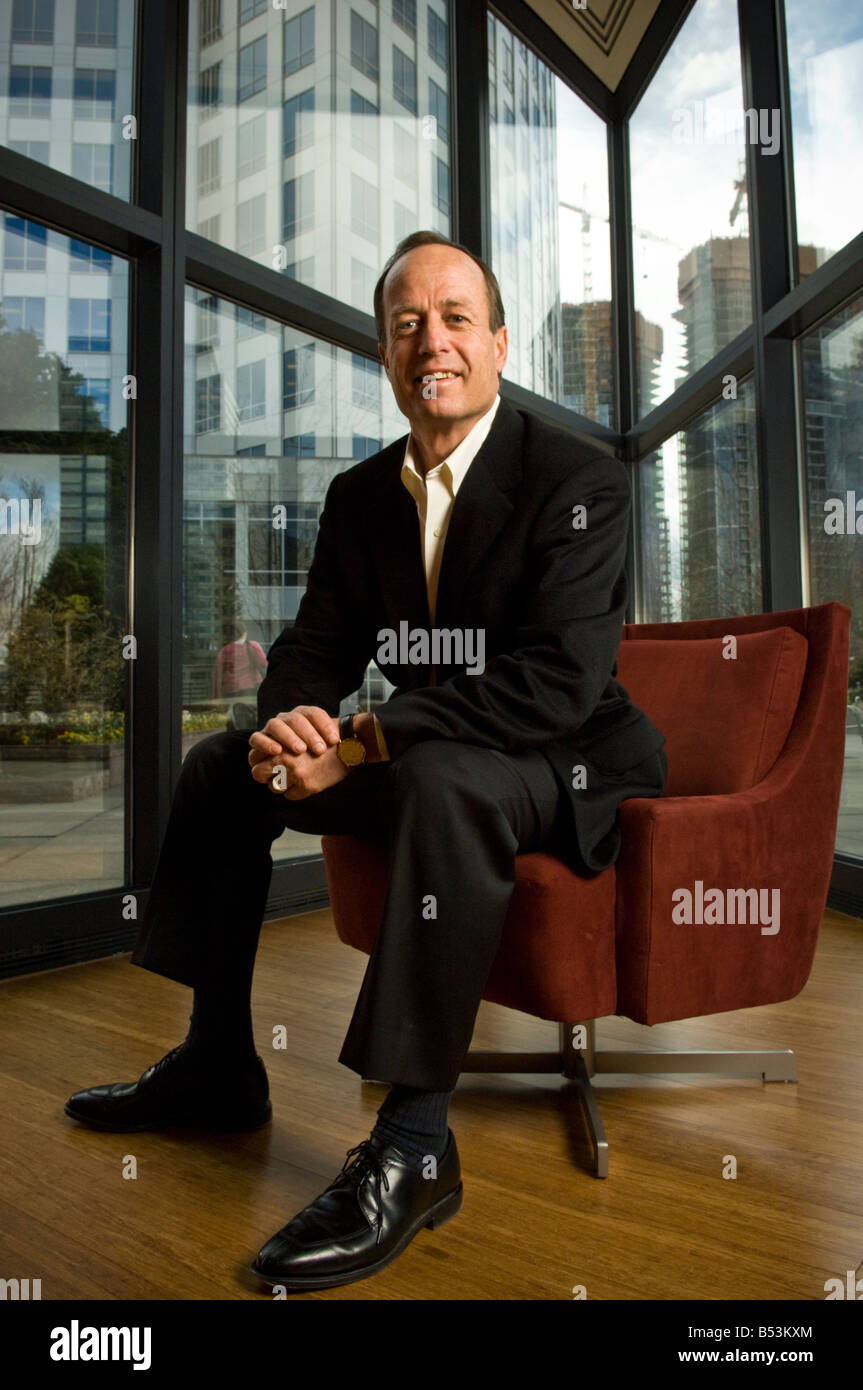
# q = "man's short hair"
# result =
<box><xmin>373</xmin><ymin>231</ymin><xmax>506</xmax><ymax>347</ymax></box>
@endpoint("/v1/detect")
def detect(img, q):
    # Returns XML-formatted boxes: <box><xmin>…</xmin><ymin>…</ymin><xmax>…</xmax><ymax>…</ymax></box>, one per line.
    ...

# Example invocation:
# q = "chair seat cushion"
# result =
<box><xmin>616</xmin><ymin>626</ymin><xmax>808</xmax><ymax>796</ymax></box>
<box><xmin>322</xmin><ymin>837</ymin><xmax>618</xmax><ymax>1022</ymax></box>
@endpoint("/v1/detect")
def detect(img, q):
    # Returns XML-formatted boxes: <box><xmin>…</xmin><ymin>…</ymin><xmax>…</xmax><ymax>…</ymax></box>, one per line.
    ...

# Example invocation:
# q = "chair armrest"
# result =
<box><xmin>613</xmin><ymin>766</ymin><xmax>837</xmax><ymax>1023</ymax></box>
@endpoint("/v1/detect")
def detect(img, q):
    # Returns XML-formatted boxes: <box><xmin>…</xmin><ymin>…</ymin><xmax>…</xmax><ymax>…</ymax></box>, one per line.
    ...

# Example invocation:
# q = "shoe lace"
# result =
<box><xmin>338</xmin><ymin>1141</ymin><xmax>391</xmax><ymax>1247</ymax></box>
<box><xmin>140</xmin><ymin>1043</ymin><xmax>187</xmax><ymax>1085</ymax></box>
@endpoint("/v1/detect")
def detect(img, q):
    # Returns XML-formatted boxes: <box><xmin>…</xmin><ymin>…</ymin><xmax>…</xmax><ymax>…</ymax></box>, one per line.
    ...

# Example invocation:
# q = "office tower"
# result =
<box><xmin>487</xmin><ymin>12</ymin><xmax>561</xmax><ymax>402</ymax></box>
<box><xmin>184</xmin><ymin>0</ymin><xmax>453</xmax><ymax>677</ymax></box>
<box><xmin>674</xmin><ymin>236</ymin><xmax>758</xmax><ymax>618</ymax></box>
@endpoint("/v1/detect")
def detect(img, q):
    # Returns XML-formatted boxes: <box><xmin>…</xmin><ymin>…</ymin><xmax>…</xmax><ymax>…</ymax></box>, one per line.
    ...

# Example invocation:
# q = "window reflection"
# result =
<box><xmin>0</xmin><ymin>215</ymin><xmax>129</xmax><ymax>906</ymax></box>
<box><xmin>183</xmin><ymin>288</ymin><xmax>405</xmax><ymax>860</ymax></box>
<box><xmin>785</xmin><ymin>0</ymin><xmax>863</xmax><ymax>282</ymax></box>
<box><xmin>799</xmin><ymin>295</ymin><xmax>863</xmax><ymax>855</ymax></box>
<box><xmin>187</xmin><ymin>1</ymin><xmax>453</xmax><ymax>311</ymax></box>
<box><xmin>0</xmin><ymin>0</ymin><xmax>136</xmax><ymax>199</ymax></box>
<box><xmin>639</xmin><ymin>379</ymin><xmax>760</xmax><ymax>623</ymax></box>
<box><xmin>488</xmin><ymin>13</ymin><xmax>613</xmax><ymax>424</ymax></box>
<box><xmin>629</xmin><ymin>0</ymin><xmax>752</xmax><ymax>417</ymax></box>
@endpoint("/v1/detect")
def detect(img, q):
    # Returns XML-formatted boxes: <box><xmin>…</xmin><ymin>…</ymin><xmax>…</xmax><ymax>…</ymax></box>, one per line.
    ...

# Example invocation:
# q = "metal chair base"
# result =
<box><xmin>459</xmin><ymin>1020</ymin><xmax>797</xmax><ymax>1178</ymax></box>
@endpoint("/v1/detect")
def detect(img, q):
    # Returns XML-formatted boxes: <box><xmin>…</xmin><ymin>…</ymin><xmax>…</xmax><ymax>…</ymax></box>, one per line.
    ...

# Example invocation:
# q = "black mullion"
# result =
<box><xmin>614</xmin><ymin>0</ymin><xmax>696</xmax><ymax>122</ymax></box>
<box><xmin>499</xmin><ymin>380</ymin><xmax>618</xmax><ymax>450</ymax></box>
<box><xmin>452</xmin><ymin>0</ymin><xmax>491</xmax><ymax>258</ymax></box>
<box><xmin>774</xmin><ymin>0</ymin><xmax>800</xmax><ymax>290</ymax></box>
<box><xmin>761</xmin><ymin>232</ymin><xmax>863</xmax><ymax>340</ymax></box>
<box><xmin>607</xmin><ymin>113</ymin><xmax>639</xmax><ymax>620</ymax></box>
<box><xmin>129</xmin><ymin>0</ymin><xmax>187</xmax><ymax>883</ymax></box>
<box><xmin>631</xmin><ymin>336</ymin><xmax>755</xmax><ymax>459</ymax></box>
<box><xmin>738</xmin><ymin>0</ymin><xmax>800</xmax><ymax>613</ymax></box>
<box><xmin>186</xmin><ymin>236</ymin><xmax>381</xmax><ymax>359</ymax></box>
<box><xmin>0</xmin><ymin>146</ymin><xmax>162</xmax><ymax>256</ymax></box>
<box><xmin>609</xmin><ymin>119</ymin><xmax>634</xmax><ymax>444</ymax></box>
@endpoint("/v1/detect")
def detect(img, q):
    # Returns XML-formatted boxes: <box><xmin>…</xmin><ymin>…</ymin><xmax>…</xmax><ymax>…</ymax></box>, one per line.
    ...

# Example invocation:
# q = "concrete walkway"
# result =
<box><xmin>1</xmin><ymin>734</ymin><xmax>861</xmax><ymax>907</ymax></box>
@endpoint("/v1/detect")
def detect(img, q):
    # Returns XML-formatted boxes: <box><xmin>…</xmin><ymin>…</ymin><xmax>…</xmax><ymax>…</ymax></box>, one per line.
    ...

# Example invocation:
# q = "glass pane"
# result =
<box><xmin>186</xmin><ymin>1</ymin><xmax>453</xmax><ymax>312</ymax></box>
<box><xmin>487</xmin><ymin>13</ymin><xmax>613</xmax><ymax>424</ymax></box>
<box><xmin>0</xmin><ymin>0</ymin><xmax>136</xmax><ymax>200</ymax></box>
<box><xmin>184</xmin><ymin>286</ymin><xmax>404</xmax><ymax>862</ymax></box>
<box><xmin>638</xmin><ymin>377</ymin><xmax>760</xmax><ymax>621</ymax></box>
<box><xmin>799</xmin><ymin>293</ymin><xmax>863</xmax><ymax>857</ymax></box>
<box><xmin>629</xmin><ymin>0</ymin><xmax>753</xmax><ymax>418</ymax></box>
<box><xmin>0</xmin><ymin>214</ymin><xmax>129</xmax><ymax>906</ymax></box>
<box><xmin>785</xmin><ymin>0</ymin><xmax>863</xmax><ymax>282</ymax></box>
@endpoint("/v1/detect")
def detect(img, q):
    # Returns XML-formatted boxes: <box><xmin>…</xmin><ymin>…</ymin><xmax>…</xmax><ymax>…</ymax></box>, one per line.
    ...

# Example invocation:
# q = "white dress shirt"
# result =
<box><xmin>400</xmin><ymin>394</ymin><xmax>501</xmax><ymax>623</ymax></box>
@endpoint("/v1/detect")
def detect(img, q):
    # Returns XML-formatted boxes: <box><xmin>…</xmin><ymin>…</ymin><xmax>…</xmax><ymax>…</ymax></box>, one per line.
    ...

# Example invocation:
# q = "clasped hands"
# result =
<box><xmin>248</xmin><ymin>706</ymin><xmax>348</xmax><ymax>800</ymax></box>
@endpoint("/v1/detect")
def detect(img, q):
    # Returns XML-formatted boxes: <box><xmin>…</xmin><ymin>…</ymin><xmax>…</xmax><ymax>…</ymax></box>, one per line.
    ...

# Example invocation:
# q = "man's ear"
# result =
<box><xmin>494</xmin><ymin>325</ymin><xmax>509</xmax><ymax>374</ymax></box>
<box><xmin>377</xmin><ymin>341</ymin><xmax>389</xmax><ymax>374</ymax></box>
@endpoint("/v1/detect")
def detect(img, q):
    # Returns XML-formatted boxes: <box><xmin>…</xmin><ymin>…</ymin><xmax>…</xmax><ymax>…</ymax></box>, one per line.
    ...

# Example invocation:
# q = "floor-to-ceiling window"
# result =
<box><xmin>0</xmin><ymin>0</ymin><xmax>135</xmax><ymax>923</ymax></box>
<box><xmin>0</xmin><ymin>220</ymin><xmax>130</xmax><ymax>906</ymax></box>
<box><xmin>625</xmin><ymin>0</ymin><xmax>863</xmax><ymax>876</ymax></box>
<box><xmin>1</xmin><ymin>0</ymin><xmax>862</xmax><ymax>974</ymax></box>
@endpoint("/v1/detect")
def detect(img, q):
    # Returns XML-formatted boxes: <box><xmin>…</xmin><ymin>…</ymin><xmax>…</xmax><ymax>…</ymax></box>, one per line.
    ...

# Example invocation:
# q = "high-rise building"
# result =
<box><xmin>487</xmin><ymin>13</ymin><xmax>561</xmax><ymax>401</ymax></box>
<box><xmin>560</xmin><ymin>298</ymin><xmax>671</xmax><ymax>619</ymax></box>
<box><xmin>183</xmin><ymin>0</ymin><xmax>454</xmax><ymax>686</ymax></box>
<box><xmin>674</xmin><ymin>235</ymin><xmax>758</xmax><ymax>617</ymax></box>
<box><xmin>674</xmin><ymin>236</ymin><xmax>752</xmax><ymax>386</ymax></box>
<box><xmin>561</xmin><ymin>300</ymin><xmax>613</xmax><ymax>425</ymax></box>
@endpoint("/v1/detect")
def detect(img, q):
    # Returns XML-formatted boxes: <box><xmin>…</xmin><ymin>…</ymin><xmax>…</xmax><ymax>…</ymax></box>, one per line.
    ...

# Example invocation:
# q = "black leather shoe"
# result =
<box><xmin>250</xmin><ymin>1129</ymin><xmax>463</xmax><ymax>1291</ymax></box>
<box><xmin>64</xmin><ymin>1042</ymin><xmax>272</xmax><ymax>1132</ymax></box>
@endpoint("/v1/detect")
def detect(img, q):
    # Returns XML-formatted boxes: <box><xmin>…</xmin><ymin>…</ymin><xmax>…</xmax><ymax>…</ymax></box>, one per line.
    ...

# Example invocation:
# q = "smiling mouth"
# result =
<box><xmin>416</xmin><ymin>371</ymin><xmax>460</xmax><ymax>384</ymax></box>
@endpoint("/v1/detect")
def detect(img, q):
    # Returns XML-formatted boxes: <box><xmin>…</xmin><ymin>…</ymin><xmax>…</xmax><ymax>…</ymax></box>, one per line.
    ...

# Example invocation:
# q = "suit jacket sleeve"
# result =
<box><xmin>256</xmin><ymin>471</ymin><xmax>373</xmax><ymax>724</ymax></box>
<box><xmin>374</xmin><ymin>453</ymin><xmax>632</xmax><ymax>757</ymax></box>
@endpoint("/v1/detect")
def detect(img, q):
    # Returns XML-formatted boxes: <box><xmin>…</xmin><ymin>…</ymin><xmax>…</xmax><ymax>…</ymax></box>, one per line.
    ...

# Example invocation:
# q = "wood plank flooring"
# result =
<box><xmin>0</xmin><ymin>904</ymin><xmax>861</xmax><ymax>1301</ymax></box>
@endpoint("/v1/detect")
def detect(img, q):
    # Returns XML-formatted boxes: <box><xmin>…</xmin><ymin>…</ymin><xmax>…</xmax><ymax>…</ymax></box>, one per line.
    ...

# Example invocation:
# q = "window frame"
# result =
<box><xmin>1</xmin><ymin>0</ymin><xmax>860</xmax><ymax>976</ymax></box>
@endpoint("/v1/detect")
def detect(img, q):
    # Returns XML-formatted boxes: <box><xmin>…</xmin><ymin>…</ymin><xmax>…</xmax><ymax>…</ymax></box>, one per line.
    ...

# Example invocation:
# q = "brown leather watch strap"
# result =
<box><xmin>354</xmin><ymin>713</ymin><xmax>389</xmax><ymax>762</ymax></box>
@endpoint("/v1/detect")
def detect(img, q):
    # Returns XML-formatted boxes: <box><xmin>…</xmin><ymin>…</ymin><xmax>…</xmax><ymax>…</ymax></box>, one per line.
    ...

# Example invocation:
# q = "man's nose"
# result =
<box><xmin>417</xmin><ymin>314</ymin><xmax>449</xmax><ymax>355</ymax></box>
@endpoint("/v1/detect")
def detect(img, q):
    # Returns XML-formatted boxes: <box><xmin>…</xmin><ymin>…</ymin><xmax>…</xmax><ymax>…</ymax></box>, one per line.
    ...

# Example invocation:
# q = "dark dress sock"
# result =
<box><xmin>184</xmin><ymin>952</ymin><xmax>258</xmax><ymax>1065</ymax></box>
<box><xmin>370</xmin><ymin>1084</ymin><xmax>453</xmax><ymax>1169</ymax></box>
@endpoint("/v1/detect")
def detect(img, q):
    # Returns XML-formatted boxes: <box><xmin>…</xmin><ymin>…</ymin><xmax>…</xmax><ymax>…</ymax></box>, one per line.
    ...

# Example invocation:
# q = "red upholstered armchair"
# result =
<box><xmin>322</xmin><ymin>602</ymin><xmax>850</xmax><ymax>1175</ymax></box>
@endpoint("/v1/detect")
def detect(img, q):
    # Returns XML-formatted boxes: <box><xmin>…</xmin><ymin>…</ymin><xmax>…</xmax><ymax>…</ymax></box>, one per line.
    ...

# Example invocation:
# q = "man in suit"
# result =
<box><xmin>65</xmin><ymin>232</ymin><xmax>666</xmax><ymax>1293</ymax></box>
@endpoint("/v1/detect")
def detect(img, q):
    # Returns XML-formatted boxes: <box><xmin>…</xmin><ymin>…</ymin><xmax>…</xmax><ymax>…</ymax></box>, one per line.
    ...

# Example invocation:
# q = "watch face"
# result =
<box><xmin>339</xmin><ymin>738</ymin><xmax>366</xmax><ymax>766</ymax></box>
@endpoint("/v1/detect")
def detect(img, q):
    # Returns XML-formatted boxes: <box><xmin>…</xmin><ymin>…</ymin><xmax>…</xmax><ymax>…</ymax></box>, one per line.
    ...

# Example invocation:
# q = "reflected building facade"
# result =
<box><xmin>674</xmin><ymin>235</ymin><xmax>759</xmax><ymax>618</ymax></box>
<box><xmin>487</xmin><ymin>11</ymin><xmax>561</xmax><ymax>402</ymax></box>
<box><xmin>184</xmin><ymin>0</ymin><xmax>453</xmax><ymax>702</ymax></box>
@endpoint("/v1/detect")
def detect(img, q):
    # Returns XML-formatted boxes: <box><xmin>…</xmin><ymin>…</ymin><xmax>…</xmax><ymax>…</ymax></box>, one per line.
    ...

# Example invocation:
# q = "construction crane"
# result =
<box><xmin>559</xmin><ymin>195</ymin><xmax>607</xmax><ymax>303</ymax></box>
<box><xmin>730</xmin><ymin>160</ymin><xmax>748</xmax><ymax>234</ymax></box>
<box><xmin>559</xmin><ymin>197</ymin><xmax>680</xmax><ymax>299</ymax></box>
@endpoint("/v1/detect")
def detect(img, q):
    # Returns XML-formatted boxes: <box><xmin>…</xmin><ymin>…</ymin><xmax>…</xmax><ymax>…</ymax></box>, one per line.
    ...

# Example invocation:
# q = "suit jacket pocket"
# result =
<box><xmin>577</xmin><ymin>712</ymin><xmax>666</xmax><ymax>777</ymax></box>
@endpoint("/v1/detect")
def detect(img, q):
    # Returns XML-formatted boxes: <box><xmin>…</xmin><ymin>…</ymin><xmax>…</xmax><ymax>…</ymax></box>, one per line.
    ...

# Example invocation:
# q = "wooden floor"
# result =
<box><xmin>1</xmin><ymin>904</ymin><xmax>862</xmax><ymax>1302</ymax></box>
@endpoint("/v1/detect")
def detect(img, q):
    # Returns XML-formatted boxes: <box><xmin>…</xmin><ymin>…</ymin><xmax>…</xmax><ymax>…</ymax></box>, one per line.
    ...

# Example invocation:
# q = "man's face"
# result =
<box><xmin>378</xmin><ymin>244</ymin><xmax>508</xmax><ymax>431</ymax></box>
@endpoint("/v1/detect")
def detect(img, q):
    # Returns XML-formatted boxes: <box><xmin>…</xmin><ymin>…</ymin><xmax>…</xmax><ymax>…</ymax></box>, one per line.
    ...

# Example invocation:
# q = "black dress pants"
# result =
<box><xmin>129</xmin><ymin>730</ymin><xmax>572</xmax><ymax>1091</ymax></box>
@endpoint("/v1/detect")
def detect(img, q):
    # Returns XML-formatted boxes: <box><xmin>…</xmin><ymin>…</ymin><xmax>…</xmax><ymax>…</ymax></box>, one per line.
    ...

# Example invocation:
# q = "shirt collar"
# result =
<box><xmin>401</xmin><ymin>393</ymin><xmax>501</xmax><ymax>498</ymax></box>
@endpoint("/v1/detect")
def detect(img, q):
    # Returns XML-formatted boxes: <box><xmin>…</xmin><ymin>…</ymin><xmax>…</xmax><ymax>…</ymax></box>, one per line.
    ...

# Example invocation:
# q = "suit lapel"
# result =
<box><xmin>434</xmin><ymin>396</ymin><xmax>523</xmax><ymax>626</ymax></box>
<box><xmin>369</xmin><ymin>397</ymin><xmax>524</xmax><ymax>630</ymax></box>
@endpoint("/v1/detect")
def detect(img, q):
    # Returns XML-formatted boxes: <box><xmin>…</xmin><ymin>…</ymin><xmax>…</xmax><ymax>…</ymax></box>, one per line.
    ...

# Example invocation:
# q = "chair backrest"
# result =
<box><xmin>616</xmin><ymin>609</ymin><xmax>831</xmax><ymax>797</ymax></box>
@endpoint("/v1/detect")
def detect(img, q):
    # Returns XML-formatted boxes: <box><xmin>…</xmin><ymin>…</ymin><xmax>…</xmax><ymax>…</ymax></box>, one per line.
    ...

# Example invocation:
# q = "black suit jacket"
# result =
<box><xmin>257</xmin><ymin>396</ymin><xmax>667</xmax><ymax>872</ymax></box>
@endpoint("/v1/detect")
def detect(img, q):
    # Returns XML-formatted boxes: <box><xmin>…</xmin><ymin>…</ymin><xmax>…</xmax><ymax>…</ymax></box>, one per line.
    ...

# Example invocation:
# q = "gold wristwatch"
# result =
<box><xmin>336</xmin><ymin>713</ymin><xmax>366</xmax><ymax>768</ymax></box>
